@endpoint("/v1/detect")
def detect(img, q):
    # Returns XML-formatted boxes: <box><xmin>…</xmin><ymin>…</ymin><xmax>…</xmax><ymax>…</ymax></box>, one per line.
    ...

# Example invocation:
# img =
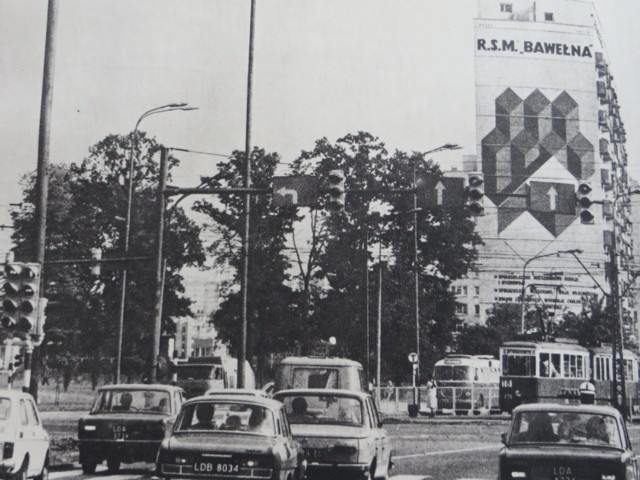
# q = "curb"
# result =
<box><xmin>50</xmin><ymin>463</ymin><xmax>77</xmax><ymax>472</ymax></box>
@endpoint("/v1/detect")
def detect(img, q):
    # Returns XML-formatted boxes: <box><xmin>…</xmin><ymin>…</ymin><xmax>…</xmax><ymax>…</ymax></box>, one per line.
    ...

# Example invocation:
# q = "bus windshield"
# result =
<box><xmin>176</xmin><ymin>365</ymin><xmax>224</xmax><ymax>381</ymax></box>
<box><xmin>434</xmin><ymin>365</ymin><xmax>472</xmax><ymax>381</ymax></box>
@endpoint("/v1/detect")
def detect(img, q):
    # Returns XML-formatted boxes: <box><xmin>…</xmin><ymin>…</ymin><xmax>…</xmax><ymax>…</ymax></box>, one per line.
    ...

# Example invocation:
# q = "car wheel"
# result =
<box><xmin>34</xmin><ymin>455</ymin><xmax>49</xmax><ymax>480</ymax></box>
<box><xmin>15</xmin><ymin>457</ymin><xmax>28</xmax><ymax>480</ymax></box>
<box><xmin>81</xmin><ymin>461</ymin><xmax>97</xmax><ymax>475</ymax></box>
<box><xmin>107</xmin><ymin>456</ymin><xmax>121</xmax><ymax>474</ymax></box>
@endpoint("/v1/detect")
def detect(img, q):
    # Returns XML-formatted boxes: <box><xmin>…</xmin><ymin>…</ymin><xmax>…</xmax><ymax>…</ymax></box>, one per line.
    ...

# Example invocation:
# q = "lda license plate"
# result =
<box><xmin>112</xmin><ymin>425</ymin><xmax>128</xmax><ymax>441</ymax></box>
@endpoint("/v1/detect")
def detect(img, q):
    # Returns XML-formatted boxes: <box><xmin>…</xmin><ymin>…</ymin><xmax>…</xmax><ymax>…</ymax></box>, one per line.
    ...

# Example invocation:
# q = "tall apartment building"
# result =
<box><xmin>453</xmin><ymin>0</ymin><xmax>635</xmax><ymax>336</ymax></box>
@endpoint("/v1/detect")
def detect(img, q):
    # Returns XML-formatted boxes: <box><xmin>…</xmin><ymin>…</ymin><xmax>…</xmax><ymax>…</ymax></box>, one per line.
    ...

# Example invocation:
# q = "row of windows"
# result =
<box><xmin>499</xmin><ymin>3</ymin><xmax>554</xmax><ymax>21</ymax></box>
<box><xmin>455</xmin><ymin>303</ymin><xmax>481</xmax><ymax>315</ymax></box>
<box><xmin>453</xmin><ymin>285</ymin><xmax>481</xmax><ymax>296</ymax></box>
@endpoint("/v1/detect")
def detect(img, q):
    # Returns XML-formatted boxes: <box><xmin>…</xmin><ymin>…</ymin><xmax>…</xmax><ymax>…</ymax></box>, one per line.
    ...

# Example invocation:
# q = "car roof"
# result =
<box><xmin>277</xmin><ymin>356</ymin><xmax>362</xmax><ymax>367</ymax></box>
<box><xmin>205</xmin><ymin>388</ymin><xmax>268</xmax><ymax>397</ymax></box>
<box><xmin>274</xmin><ymin>388</ymin><xmax>370</xmax><ymax>400</ymax></box>
<box><xmin>0</xmin><ymin>390</ymin><xmax>35</xmax><ymax>400</ymax></box>
<box><xmin>185</xmin><ymin>394</ymin><xmax>283</xmax><ymax>409</ymax></box>
<box><xmin>513</xmin><ymin>403</ymin><xmax>622</xmax><ymax>417</ymax></box>
<box><xmin>96</xmin><ymin>383</ymin><xmax>184</xmax><ymax>392</ymax></box>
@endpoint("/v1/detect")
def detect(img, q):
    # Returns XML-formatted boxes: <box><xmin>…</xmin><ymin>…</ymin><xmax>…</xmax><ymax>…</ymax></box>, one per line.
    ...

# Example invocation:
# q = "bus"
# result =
<box><xmin>432</xmin><ymin>354</ymin><xmax>501</xmax><ymax>415</ymax></box>
<box><xmin>499</xmin><ymin>339</ymin><xmax>639</xmax><ymax>413</ymax></box>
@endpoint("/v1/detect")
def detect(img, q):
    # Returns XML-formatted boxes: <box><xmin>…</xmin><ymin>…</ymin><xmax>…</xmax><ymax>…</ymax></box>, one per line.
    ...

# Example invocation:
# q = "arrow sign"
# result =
<box><xmin>272</xmin><ymin>176</ymin><xmax>321</xmax><ymax>207</ymax></box>
<box><xmin>415</xmin><ymin>173</ymin><xmax>465</xmax><ymax>209</ymax></box>
<box><xmin>547</xmin><ymin>186</ymin><xmax>558</xmax><ymax>212</ymax></box>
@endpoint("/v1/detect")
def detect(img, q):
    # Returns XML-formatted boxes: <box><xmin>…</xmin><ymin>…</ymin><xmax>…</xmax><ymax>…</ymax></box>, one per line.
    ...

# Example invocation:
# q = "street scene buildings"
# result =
<box><xmin>452</xmin><ymin>0</ymin><xmax>636</xmax><ymax>343</ymax></box>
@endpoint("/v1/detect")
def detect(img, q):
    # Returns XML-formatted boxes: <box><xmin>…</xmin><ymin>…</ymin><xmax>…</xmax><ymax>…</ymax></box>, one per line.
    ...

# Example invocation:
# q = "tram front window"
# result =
<box><xmin>503</xmin><ymin>350</ymin><xmax>535</xmax><ymax>376</ymax></box>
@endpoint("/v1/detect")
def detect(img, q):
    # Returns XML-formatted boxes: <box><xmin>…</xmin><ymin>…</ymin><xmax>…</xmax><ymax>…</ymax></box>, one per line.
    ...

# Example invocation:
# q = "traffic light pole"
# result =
<box><xmin>151</xmin><ymin>147</ymin><xmax>169</xmax><ymax>383</ymax></box>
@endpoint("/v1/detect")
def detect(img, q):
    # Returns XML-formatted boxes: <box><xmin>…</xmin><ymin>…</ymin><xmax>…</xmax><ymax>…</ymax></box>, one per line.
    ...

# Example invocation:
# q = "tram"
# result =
<box><xmin>499</xmin><ymin>339</ymin><xmax>639</xmax><ymax>413</ymax></box>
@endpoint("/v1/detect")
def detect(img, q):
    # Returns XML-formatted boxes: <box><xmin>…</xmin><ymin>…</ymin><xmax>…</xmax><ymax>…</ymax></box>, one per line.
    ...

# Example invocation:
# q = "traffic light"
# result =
<box><xmin>576</xmin><ymin>182</ymin><xmax>594</xmax><ymax>224</ymax></box>
<box><xmin>0</xmin><ymin>263</ymin><xmax>41</xmax><ymax>333</ymax></box>
<box><xmin>465</xmin><ymin>173</ymin><xmax>484</xmax><ymax>216</ymax></box>
<box><xmin>11</xmin><ymin>351</ymin><xmax>22</xmax><ymax>370</ymax></box>
<box><xmin>327</xmin><ymin>170</ymin><xmax>345</xmax><ymax>212</ymax></box>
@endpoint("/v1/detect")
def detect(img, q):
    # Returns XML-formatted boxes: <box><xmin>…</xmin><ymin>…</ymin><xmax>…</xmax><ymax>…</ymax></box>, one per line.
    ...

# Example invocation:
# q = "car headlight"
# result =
<box><xmin>83</xmin><ymin>425</ymin><xmax>96</xmax><ymax>431</ymax></box>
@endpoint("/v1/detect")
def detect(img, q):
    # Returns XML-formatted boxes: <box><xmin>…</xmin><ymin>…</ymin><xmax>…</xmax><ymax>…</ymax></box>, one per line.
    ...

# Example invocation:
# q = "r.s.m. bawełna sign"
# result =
<box><xmin>477</xmin><ymin>38</ymin><xmax>593</xmax><ymax>58</ymax></box>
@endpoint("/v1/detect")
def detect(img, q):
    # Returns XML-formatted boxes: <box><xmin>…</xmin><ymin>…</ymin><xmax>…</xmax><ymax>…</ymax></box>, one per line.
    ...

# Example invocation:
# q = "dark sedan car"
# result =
<box><xmin>500</xmin><ymin>403</ymin><xmax>639</xmax><ymax>480</ymax></box>
<box><xmin>78</xmin><ymin>384</ymin><xmax>185</xmax><ymax>474</ymax></box>
<box><xmin>156</xmin><ymin>394</ymin><xmax>306</xmax><ymax>480</ymax></box>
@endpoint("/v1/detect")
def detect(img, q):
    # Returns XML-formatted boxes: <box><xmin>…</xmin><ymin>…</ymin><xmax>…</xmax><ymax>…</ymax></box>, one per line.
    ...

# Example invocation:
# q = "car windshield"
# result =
<box><xmin>0</xmin><ymin>399</ymin><xmax>11</xmax><ymax>420</ymax></box>
<box><xmin>176</xmin><ymin>365</ymin><xmax>223</xmax><ymax>380</ymax></box>
<box><xmin>175</xmin><ymin>401</ymin><xmax>275</xmax><ymax>436</ymax></box>
<box><xmin>510</xmin><ymin>411</ymin><xmax>623</xmax><ymax>448</ymax></box>
<box><xmin>280</xmin><ymin>394</ymin><xmax>363</xmax><ymax>427</ymax></box>
<box><xmin>91</xmin><ymin>389</ymin><xmax>171</xmax><ymax>414</ymax></box>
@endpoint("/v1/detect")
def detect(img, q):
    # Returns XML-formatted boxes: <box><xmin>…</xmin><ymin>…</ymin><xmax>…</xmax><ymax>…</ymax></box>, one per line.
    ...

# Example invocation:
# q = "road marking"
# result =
<box><xmin>395</xmin><ymin>444</ymin><xmax>500</xmax><ymax>460</ymax></box>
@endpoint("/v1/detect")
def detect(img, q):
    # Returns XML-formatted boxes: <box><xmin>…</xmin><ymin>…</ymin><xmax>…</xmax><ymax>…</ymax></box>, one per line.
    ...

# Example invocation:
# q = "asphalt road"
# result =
<box><xmin>42</xmin><ymin>413</ymin><xmax>640</xmax><ymax>480</ymax></box>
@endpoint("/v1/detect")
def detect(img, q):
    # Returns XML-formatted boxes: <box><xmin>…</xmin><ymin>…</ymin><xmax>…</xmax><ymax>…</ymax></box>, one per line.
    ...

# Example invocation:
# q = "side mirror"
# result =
<box><xmin>501</xmin><ymin>432</ymin><xmax>507</xmax><ymax>445</ymax></box>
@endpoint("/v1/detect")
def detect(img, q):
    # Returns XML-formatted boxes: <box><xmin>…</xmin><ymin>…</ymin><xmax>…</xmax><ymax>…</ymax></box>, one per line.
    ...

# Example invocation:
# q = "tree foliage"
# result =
<box><xmin>12</xmin><ymin>133</ymin><xmax>205</xmax><ymax>381</ymax></box>
<box><xmin>197</xmin><ymin>132</ymin><xmax>482</xmax><ymax>384</ymax></box>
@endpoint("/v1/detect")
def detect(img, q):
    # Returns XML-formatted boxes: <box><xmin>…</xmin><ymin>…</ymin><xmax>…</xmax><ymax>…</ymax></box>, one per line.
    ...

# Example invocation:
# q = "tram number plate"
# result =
<box><xmin>194</xmin><ymin>462</ymin><xmax>240</xmax><ymax>474</ymax></box>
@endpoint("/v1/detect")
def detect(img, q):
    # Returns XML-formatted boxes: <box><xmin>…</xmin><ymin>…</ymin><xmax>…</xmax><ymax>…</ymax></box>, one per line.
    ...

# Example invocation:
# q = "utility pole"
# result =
<box><xmin>608</xmin><ymin>246</ymin><xmax>626</xmax><ymax>415</ymax></box>
<box><xmin>364</xmin><ymin>222</ymin><xmax>370</xmax><ymax>383</ymax></box>
<box><xmin>376</xmin><ymin>242</ymin><xmax>383</xmax><ymax>406</ymax></box>
<box><xmin>239</xmin><ymin>0</ymin><xmax>257</xmax><ymax>389</ymax></box>
<box><xmin>151</xmin><ymin>147</ymin><xmax>169</xmax><ymax>383</ymax></box>
<box><xmin>31</xmin><ymin>0</ymin><xmax>59</xmax><ymax>400</ymax></box>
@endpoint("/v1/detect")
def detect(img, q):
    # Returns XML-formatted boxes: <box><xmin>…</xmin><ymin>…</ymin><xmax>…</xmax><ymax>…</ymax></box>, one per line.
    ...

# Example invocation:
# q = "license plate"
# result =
<box><xmin>112</xmin><ymin>426</ymin><xmax>128</xmax><ymax>441</ymax></box>
<box><xmin>193</xmin><ymin>462</ymin><xmax>240</xmax><ymax>474</ymax></box>
<box><xmin>305</xmin><ymin>449</ymin><xmax>322</xmax><ymax>461</ymax></box>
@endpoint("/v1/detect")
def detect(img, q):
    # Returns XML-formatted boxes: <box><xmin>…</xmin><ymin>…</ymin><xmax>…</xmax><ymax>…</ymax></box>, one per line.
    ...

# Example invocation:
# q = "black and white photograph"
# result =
<box><xmin>2</xmin><ymin>1</ymin><xmax>640</xmax><ymax>479</ymax></box>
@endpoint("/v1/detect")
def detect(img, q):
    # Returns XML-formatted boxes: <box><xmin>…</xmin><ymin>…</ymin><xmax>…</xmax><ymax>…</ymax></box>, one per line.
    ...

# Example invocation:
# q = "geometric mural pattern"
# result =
<box><xmin>481</xmin><ymin>88</ymin><xmax>594</xmax><ymax>237</ymax></box>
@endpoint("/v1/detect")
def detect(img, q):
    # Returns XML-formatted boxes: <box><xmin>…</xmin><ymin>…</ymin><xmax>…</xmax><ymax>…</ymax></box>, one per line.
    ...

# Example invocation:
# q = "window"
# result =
<box><xmin>455</xmin><ymin>303</ymin><xmax>468</xmax><ymax>315</ymax></box>
<box><xmin>500</xmin><ymin>3</ymin><xmax>512</xmax><ymax>13</ymax></box>
<box><xmin>19</xmin><ymin>400</ymin><xmax>28</xmax><ymax>426</ymax></box>
<box><xmin>502</xmin><ymin>349</ymin><xmax>535</xmax><ymax>376</ymax></box>
<box><xmin>475</xmin><ymin>286</ymin><xmax>480</xmax><ymax>296</ymax></box>
<box><xmin>544</xmin><ymin>12</ymin><xmax>554</xmax><ymax>21</ymax></box>
<box><xmin>26</xmin><ymin>400</ymin><xmax>39</xmax><ymax>426</ymax></box>
<box><xmin>474</xmin><ymin>304</ymin><xmax>480</xmax><ymax>315</ymax></box>
<box><xmin>463</xmin><ymin>286</ymin><xmax>468</xmax><ymax>296</ymax></box>
<box><xmin>539</xmin><ymin>353</ymin><xmax>561</xmax><ymax>377</ymax></box>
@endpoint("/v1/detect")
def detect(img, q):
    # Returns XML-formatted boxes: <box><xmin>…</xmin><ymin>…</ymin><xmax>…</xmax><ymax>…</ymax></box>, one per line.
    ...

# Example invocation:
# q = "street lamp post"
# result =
<box><xmin>519</xmin><ymin>249</ymin><xmax>582</xmax><ymax>335</ymax></box>
<box><xmin>411</xmin><ymin>143</ymin><xmax>461</xmax><ymax>407</ymax></box>
<box><xmin>116</xmin><ymin>102</ymin><xmax>197</xmax><ymax>384</ymax></box>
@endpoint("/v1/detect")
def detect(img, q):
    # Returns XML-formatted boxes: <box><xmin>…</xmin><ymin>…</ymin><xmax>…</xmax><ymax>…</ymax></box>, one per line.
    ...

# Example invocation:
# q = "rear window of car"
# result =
<box><xmin>0</xmin><ymin>399</ymin><xmax>11</xmax><ymax>420</ymax></box>
<box><xmin>175</xmin><ymin>401</ymin><xmax>275</xmax><ymax>435</ymax></box>
<box><xmin>279</xmin><ymin>394</ymin><xmax>363</xmax><ymax>427</ymax></box>
<box><xmin>91</xmin><ymin>390</ymin><xmax>171</xmax><ymax>414</ymax></box>
<box><xmin>510</xmin><ymin>411</ymin><xmax>623</xmax><ymax>448</ymax></box>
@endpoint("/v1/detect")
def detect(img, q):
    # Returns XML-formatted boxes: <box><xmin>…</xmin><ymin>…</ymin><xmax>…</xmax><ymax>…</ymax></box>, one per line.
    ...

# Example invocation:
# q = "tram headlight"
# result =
<box><xmin>511</xmin><ymin>471</ymin><xmax>526</xmax><ymax>478</ymax></box>
<box><xmin>514</xmin><ymin>389</ymin><xmax>522</xmax><ymax>398</ymax></box>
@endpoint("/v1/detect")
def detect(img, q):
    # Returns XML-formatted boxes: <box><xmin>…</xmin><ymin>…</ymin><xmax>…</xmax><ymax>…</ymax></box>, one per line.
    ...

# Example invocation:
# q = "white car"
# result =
<box><xmin>0</xmin><ymin>390</ymin><xmax>49</xmax><ymax>480</ymax></box>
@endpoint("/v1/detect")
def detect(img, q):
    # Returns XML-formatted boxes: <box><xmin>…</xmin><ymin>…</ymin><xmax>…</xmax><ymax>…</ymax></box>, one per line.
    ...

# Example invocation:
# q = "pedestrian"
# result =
<box><xmin>426</xmin><ymin>377</ymin><xmax>438</xmax><ymax>417</ymax></box>
<box><xmin>385</xmin><ymin>380</ymin><xmax>394</xmax><ymax>400</ymax></box>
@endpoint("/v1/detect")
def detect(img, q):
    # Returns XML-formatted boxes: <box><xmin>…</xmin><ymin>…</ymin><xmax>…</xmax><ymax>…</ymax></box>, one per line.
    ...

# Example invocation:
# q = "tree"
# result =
<box><xmin>289</xmin><ymin>132</ymin><xmax>482</xmax><ymax>382</ymax></box>
<box><xmin>12</xmin><ymin>133</ymin><xmax>205</xmax><ymax>382</ymax></box>
<box><xmin>193</xmin><ymin>148</ymin><xmax>301</xmax><ymax>383</ymax></box>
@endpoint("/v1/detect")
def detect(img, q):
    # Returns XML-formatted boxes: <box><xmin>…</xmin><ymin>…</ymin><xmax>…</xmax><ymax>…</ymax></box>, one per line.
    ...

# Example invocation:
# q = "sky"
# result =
<box><xmin>1</xmin><ymin>0</ymin><xmax>640</xmax><ymax>259</ymax></box>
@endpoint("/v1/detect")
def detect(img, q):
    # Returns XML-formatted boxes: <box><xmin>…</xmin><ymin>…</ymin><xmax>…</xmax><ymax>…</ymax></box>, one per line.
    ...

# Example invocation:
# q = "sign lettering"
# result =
<box><xmin>477</xmin><ymin>38</ymin><xmax>592</xmax><ymax>58</ymax></box>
